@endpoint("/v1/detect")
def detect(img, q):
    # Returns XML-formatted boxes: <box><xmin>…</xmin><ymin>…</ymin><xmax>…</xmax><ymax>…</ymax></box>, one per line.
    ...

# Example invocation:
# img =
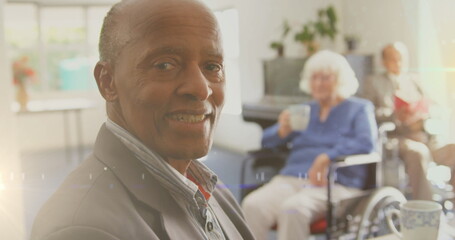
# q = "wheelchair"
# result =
<box><xmin>240</xmin><ymin>123</ymin><xmax>407</xmax><ymax>240</ymax></box>
<box><xmin>378</xmin><ymin>121</ymin><xmax>455</xmax><ymax>213</ymax></box>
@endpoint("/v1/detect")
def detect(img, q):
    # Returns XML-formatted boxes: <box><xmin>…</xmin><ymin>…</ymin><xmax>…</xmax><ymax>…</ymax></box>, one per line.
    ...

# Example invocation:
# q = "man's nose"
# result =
<box><xmin>176</xmin><ymin>64</ymin><xmax>213</xmax><ymax>101</ymax></box>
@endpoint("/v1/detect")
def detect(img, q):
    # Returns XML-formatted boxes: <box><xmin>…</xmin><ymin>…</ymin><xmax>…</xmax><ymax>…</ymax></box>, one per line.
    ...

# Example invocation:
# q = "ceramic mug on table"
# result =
<box><xmin>287</xmin><ymin>104</ymin><xmax>311</xmax><ymax>131</ymax></box>
<box><xmin>386</xmin><ymin>200</ymin><xmax>442</xmax><ymax>240</ymax></box>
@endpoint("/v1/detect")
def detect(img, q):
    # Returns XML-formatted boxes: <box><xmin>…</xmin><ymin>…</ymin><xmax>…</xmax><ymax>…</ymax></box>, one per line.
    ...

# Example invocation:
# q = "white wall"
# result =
<box><xmin>0</xmin><ymin>0</ymin><xmax>25</xmax><ymax>238</ymax></box>
<box><xmin>416</xmin><ymin>0</ymin><xmax>455</xmax><ymax>141</ymax></box>
<box><xmin>341</xmin><ymin>0</ymin><xmax>419</xmax><ymax>71</ymax></box>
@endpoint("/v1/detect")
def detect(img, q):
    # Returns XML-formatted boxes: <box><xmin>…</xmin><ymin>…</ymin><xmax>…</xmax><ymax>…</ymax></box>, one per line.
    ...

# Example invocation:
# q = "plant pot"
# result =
<box><xmin>346</xmin><ymin>39</ymin><xmax>358</xmax><ymax>52</ymax></box>
<box><xmin>303</xmin><ymin>41</ymin><xmax>319</xmax><ymax>56</ymax></box>
<box><xmin>16</xmin><ymin>84</ymin><xmax>28</xmax><ymax>111</ymax></box>
<box><xmin>277</xmin><ymin>46</ymin><xmax>284</xmax><ymax>57</ymax></box>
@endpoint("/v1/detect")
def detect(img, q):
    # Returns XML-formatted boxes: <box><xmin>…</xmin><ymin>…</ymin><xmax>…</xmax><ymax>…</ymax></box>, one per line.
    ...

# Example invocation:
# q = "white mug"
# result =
<box><xmin>288</xmin><ymin>104</ymin><xmax>311</xmax><ymax>131</ymax></box>
<box><xmin>386</xmin><ymin>200</ymin><xmax>442</xmax><ymax>240</ymax></box>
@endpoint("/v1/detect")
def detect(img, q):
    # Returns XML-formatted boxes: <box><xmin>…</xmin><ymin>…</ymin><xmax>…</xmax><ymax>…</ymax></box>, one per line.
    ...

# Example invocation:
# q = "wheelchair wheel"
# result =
<box><xmin>355</xmin><ymin>187</ymin><xmax>406</xmax><ymax>240</ymax></box>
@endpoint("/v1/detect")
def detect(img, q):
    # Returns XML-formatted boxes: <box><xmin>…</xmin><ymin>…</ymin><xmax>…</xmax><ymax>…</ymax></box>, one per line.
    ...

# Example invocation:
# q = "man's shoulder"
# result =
<box><xmin>370</xmin><ymin>71</ymin><xmax>388</xmax><ymax>77</ymax></box>
<box><xmin>366</xmin><ymin>72</ymin><xmax>389</xmax><ymax>83</ymax></box>
<box><xmin>30</xmin><ymin>156</ymin><xmax>146</xmax><ymax>240</ymax></box>
<box><xmin>405</xmin><ymin>72</ymin><xmax>423</xmax><ymax>86</ymax></box>
<box><xmin>362</xmin><ymin>73</ymin><xmax>391</xmax><ymax>97</ymax></box>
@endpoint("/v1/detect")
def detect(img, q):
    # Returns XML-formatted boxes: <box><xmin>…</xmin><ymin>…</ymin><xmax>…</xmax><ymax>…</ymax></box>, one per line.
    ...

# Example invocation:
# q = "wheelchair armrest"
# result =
<box><xmin>246</xmin><ymin>147</ymin><xmax>289</xmax><ymax>169</ymax></box>
<box><xmin>247</xmin><ymin>147</ymin><xmax>288</xmax><ymax>159</ymax></box>
<box><xmin>240</xmin><ymin>147</ymin><xmax>289</xmax><ymax>199</ymax></box>
<box><xmin>332</xmin><ymin>153</ymin><xmax>381</xmax><ymax>169</ymax></box>
<box><xmin>326</xmin><ymin>152</ymin><xmax>381</xmax><ymax>233</ymax></box>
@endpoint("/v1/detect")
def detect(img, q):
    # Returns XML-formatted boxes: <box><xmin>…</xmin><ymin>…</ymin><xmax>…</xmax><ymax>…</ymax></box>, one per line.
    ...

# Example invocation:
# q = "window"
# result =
<box><xmin>5</xmin><ymin>3</ymin><xmax>110</xmax><ymax>92</ymax></box>
<box><xmin>214</xmin><ymin>8</ymin><xmax>241</xmax><ymax>115</ymax></box>
<box><xmin>5</xmin><ymin>4</ymin><xmax>39</xmax><ymax>90</ymax></box>
<box><xmin>5</xmin><ymin>4</ymin><xmax>242</xmax><ymax>115</ymax></box>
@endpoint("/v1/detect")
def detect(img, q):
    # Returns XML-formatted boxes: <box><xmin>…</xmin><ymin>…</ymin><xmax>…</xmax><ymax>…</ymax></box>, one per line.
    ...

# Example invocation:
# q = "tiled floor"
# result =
<box><xmin>19</xmin><ymin>148</ymin><xmax>88</xmax><ymax>238</ymax></box>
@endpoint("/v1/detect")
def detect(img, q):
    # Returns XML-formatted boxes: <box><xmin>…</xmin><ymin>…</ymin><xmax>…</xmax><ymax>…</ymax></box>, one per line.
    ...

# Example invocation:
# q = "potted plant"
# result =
<box><xmin>12</xmin><ymin>56</ymin><xmax>37</xmax><ymax>110</ymax></box>
<box><xmin>270</xmin><ymin>20</ymin><xmax>291</xmax><ymax>57</ymax></box>
<box><xmin>294</xmin><ymin>5</ymin><xmax>338</xmax><ymax>55</ymax></box>
<box><xmin>344</xmin><ymin>34</ymin><xmax>360</xmax><ymax>53</ymax></box>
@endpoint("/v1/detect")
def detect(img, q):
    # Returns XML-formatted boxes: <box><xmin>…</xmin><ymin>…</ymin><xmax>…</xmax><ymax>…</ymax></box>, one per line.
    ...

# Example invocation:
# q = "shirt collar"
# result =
<box><xmin>105</xmin><ymin>118</ymin><xmax>218</xmax><ymax>199</ymax></box>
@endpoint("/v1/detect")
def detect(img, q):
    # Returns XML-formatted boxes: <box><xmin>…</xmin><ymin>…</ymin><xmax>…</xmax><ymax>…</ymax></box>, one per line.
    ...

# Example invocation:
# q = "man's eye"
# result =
<box><xmin>205</xmin><ymin>63</ymin><xmax>222</xmax><ymax>72</ymax></box>
<box><xmin>154</xmin><ymin>62</ymin><xmax>175</xmax><ymax>71</ymax></box>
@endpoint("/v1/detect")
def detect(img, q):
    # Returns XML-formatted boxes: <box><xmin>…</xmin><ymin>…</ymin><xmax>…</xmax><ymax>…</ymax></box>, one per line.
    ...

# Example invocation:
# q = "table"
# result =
<box><xmin>367</xmin><ymin>219</ymin><xmax>455</xmax><ymax>240</ymax></box>
<box><xmin>12</xmin><ymin>98</ymin><xmax>98</xmax><ymax>161</ymax></box>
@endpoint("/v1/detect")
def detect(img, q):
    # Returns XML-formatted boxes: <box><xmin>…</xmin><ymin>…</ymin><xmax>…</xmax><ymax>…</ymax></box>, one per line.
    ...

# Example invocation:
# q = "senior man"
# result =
<box><xmin>363</xmin><ymin>42</ymin><xmax>455</xmax><ymax>200</ymax></box>
<box><xmin>31</xmin><ymin>0</ymin><xmax>254</xmax><ymax>239</ymax></box>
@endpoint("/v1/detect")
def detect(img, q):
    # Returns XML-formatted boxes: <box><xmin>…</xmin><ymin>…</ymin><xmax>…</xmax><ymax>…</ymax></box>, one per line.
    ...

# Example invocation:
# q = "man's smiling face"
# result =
<box><xmin>109</xmin><ymin>0</ymin><xmax>225</xmax><ymax>161</ymax></box>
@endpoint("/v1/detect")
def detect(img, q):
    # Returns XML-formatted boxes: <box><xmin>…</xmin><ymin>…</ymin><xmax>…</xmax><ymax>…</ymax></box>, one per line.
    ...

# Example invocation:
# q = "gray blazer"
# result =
<box><xmin>362</xmin><ymin>73</ymin><xmax>397</xmax><ymax>124</ymax></box>
<box><xmin>362</xmin><ymin>72</ymin><xmax>424</xmax><ymax>124</ymax></box>
<box><xmin>31</xmin><ymin>124</ymin><xmax>255</xmax><ymax>240</ymax></box>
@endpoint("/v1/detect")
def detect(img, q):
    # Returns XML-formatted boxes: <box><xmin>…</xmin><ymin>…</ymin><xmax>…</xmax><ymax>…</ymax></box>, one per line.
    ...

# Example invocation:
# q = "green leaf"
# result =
<box><xmin>318</xmin><ymin>9</ymin><xmax>324</xmax><ymax>18</ymax></box>
<box><xmin>270</xmin><ymin>41</ymin><xmax>283</xmax><ymax>49</ymax></box>
<box><xmin>294</xmin><ymin>5</ymin><xmax>338</xmax><ymax>44</ymax></box>
<box><xmin>327</xmin><ymin>6</ymin><xmax>337</xmax><ymax>23</ymax></box>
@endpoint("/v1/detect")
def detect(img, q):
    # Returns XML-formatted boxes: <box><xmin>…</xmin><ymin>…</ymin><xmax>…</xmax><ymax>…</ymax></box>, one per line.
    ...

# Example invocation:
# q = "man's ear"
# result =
<box><xmin>94</xmin><ymin>61</ymin><xmax>117</xmax><ymax>102</ymax></box>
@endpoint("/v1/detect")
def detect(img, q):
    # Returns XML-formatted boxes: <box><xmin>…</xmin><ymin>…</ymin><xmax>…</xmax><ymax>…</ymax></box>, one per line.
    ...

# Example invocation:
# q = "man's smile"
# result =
<box><xmin>167</xmin><ymin>113</ymin><xmax>210</xmax><ymax>123</ymax></box>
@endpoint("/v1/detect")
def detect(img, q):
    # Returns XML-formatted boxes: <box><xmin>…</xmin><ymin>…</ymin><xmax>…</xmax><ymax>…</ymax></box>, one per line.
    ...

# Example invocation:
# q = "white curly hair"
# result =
<box><xmin>299</xmin><ymin>50</ymin><xmax>359</xmax><ymax>98</ymax></box>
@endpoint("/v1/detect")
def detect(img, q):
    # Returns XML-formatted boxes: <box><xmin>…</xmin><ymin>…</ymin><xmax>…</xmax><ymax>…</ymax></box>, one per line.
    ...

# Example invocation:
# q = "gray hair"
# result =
<box><xmin>299</xmin><ymin>50</ymin><xmax>358</xmax><ymax>98</ymax></box>
<box><xmin>98</xmin><ymin>0</ymin><xmax>132</xmax><ymax>64</ymax></box>
<box><xmin>98</xmin><ymin>0</ymin><xmax>211</xmax><ymax>65</ymax></box>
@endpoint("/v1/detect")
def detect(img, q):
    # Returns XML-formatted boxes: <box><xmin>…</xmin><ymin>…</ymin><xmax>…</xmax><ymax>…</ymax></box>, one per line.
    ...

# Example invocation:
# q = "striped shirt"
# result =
<box><xmin>106</xmin><ymin>119</ymin><xmax>226</xmax><ymax>240</ymax></box>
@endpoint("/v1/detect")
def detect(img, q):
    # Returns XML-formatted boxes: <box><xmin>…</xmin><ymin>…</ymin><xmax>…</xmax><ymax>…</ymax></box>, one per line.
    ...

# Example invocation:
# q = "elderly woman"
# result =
<box><xmin>242</xmin><ymin>50</ymin><xmax>378</xmax><ymax>240</ymax></box>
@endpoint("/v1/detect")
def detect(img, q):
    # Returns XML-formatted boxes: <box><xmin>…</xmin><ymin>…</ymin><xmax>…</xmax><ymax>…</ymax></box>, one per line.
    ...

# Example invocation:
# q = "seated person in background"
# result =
<box><xmin>363</xmin><ymin>42</ymin><xmax>455</xmax><ymax>200</ymax></box>
<box><xmin>242</xmin><ymin>50</ymin><xmax>378</xmax><ymax>240</ymax></box>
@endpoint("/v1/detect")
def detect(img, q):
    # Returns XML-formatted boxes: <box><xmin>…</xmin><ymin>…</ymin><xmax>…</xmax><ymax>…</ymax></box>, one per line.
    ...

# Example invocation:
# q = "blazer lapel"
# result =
<box><xmin>209</xmin><ymin>196</ymin><xmax>243</xmax><ymax>240</ymax></box>
<box><xmin>93</xmin><ymin>124</ymin><xmax>205</xmax><ymax>240</ymax></box>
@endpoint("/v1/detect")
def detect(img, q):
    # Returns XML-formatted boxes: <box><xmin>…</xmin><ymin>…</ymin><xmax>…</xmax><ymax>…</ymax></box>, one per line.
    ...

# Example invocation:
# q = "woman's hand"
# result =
<box><xmin>278</xmin><ymin>110</ymin><xmax>293</xmax><ymax>138</ymax></box>
<box><xmin>308</xmin><ymin>153</ymin><xmax>330</xmax><ymax>186</ymax></box>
